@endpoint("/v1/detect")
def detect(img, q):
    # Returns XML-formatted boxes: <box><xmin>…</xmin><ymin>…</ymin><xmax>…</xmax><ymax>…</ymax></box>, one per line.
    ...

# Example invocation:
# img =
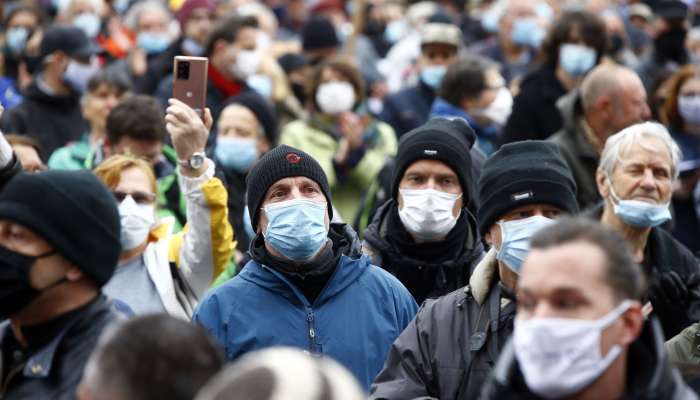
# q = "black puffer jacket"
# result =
<box><xmin>479</xmin><ymin>317</ymin><xmax>698</xmax><ymax>400</ymax></box>
<box><xmin>362</xmin><ymin>200</ymin><xmax>484</xmax><ymax>304</ymax></box>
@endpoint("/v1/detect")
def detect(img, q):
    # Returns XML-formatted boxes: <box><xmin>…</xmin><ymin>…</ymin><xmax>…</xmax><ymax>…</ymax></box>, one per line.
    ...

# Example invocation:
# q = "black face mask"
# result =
<box><xmin>655</xmin><ymin>27</ymin><xmax>688</xmax><ymax>64</ymax></box>
<box><xmin>610</xmin><ymin>34</ymin><xmax>625</xmax><ymax>55</ymax></box>
<box><xmin>0</xmin><ymin>245</ymin><xmax>59</xmax><ymax>319</ymax></box>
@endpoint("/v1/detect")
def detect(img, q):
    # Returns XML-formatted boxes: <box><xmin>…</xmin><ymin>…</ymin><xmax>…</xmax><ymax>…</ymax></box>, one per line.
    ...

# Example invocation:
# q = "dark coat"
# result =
<box><xmin>479</xmin><ymin>317</ymin><xmax>698</xmax><ymax>400</ymax></box>
<box><xmin>548</xmin><ymin>90</ymin><xmax>601</xmax><ymax>210</ymax></box>
<box><xmin>379</xmin><ymin>81</ymin><xmax>435</xmax><ymax>138</ymax></box>
<box><xmin>370</xmin><ymin>248</ymin><xmax>514</xmax><ymax>400</ymax></box>
<box><xmin>589</xmin><ymin>205</ymin><xmax>700</xmax><ymax>339</ymax></box>
<box><xmin>0</xmin><ymin>296</ymin><xmax>123</xmax><ymax>400</ymax></box>
<box><xmin>502</xmin><ymin>65</ymin><xmax>566</xmax><ymax>144</ymax></box>
<box><xmin>362</xmin><ymin>200</ymin><xmax>484</xmax><ymax>304</ymax></box>
<box><xmin>1</xmin><ymin>82</ymin><xmax>86</xmax><ymax>160</ymax></box>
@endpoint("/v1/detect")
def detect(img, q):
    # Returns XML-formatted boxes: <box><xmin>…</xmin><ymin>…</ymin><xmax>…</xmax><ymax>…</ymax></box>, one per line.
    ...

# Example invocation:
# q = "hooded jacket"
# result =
<box><xmin>193</xmin><ymin>223</ymin><xmax>418</xmax><ymax>391</ymax></box>
<box><xmin>1</xmin><ymin>81</ymin><xmax>86</xmax><ymax>159</ymax></box>
<box><xmin>363</xmin><ymin>200</ymin><xmax>484</xmax><ymax>304</ymax></box>
<box><xmin>370</xmin><ymin>248</ymin><xmax>514</xmax><ymax>400</ymax></box>
<box><xmin>479</xmin><ymin>317</ymin><xmax>698</xmax><ymax>400</ymax></box>
<box><xmin>548</xmin><ymin>90</ymin><xmax>601</xmax><ymax>210</ymax></box>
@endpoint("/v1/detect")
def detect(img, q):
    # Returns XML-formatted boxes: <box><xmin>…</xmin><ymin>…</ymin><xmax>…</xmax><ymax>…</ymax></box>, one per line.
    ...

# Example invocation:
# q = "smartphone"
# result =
<box><xmin>172</xmin><ymin>56</ymin><xmax>208</xmax><ymax>118</ymax></box>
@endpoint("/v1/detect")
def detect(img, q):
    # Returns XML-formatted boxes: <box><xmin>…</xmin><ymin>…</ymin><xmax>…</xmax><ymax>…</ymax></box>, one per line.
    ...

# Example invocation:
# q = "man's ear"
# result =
<box><xmin>618</xmin><ymin>302</ymin><xmax>644</xmax><ymax>346</ymax></box>
<box><xmin>596</xmin><ymin>168</ymin><xmax>609</xmax><ymax>198</ymax></box>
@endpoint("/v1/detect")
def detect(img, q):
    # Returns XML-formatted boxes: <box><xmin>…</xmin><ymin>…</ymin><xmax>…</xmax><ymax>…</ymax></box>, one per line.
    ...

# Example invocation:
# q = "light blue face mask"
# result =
<box><xmin>511</xmin><ymin>18</ymin><xmax>544</xmax><ymax>48</ymax></box>
<box><xmin>73</xmin><ymin>13</ymin><xmax>101</xmax><ymax>39</ymax></box>
<box><xmin>5</xmin><ymin>27</ymin><xmax>28</xmax><ymax>56</ymax></box>
<box><xmin>263</xmin><ymin>199</ymin><xmax>329</xmax><ymax>262</ymax></box>
<box><xmin>246</xmin><ymin>74</ymin><xmax>273</xmax><ymax>98</ymax></box>
<box><xmin>384</xmin><ymin>19</ymin><xmax>407</xmax><ymax>44</ymax></box>
<box><xmin>181</xmin><ymin>37</ymin><xmax>205</xmax><ymax>56</ymax></box>
<box><xmin>137</xmin><ymin>32</ymin><xmax>171</xmax><ymax>55</ymax></box>
<box><xmin>559</xmin><ymin>43</ymin><xmax>597</xmax><ymax>77</ymax></box>
<box><xmin>215</xmin><ymin>136</ymin><xmax>258</xmax><ymax>173</ymax></box>
<box><xmin>607</xmin><ymin>178</ymin><xmax>671</xmax><ymax>228</ymax></box>
<box><xmin>420</xmin><ymin>65</ymin><xmax>447</xmax><ymax>89</ymax></box>
<box><xmin>496</xmin><ymin>215</ymin><xmax>554</xmax><ymax>274</ymax></box>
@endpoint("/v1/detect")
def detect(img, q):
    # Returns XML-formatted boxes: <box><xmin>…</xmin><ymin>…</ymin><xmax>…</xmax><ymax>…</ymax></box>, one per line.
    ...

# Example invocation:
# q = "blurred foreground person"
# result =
<box><xmin>194</xmin><ymin>145</ymin><xmax>417</xmax><ymax>390</ymax></box>
<box><xmin>77</xmin><ymin>314</ymin><xmax>225</xmax><ymax>400</ymax></box>
<box><xmin>593</xmin><ymin>122</ymin><xmax>700</xmax><ymax>338</ymax></box>
<box><xmin>480</xmin><ymin>217</ymin><xmax>696</xmax><ymax>400</ymax></box>
<box><xmin>195</xmin><ymin>347</ymin><xmax>365</xmax><ymax>400</ymax></box>
<box><xmin>0</xmin><ymin>116</ymin><xmax>123</xmax><ymax>397</ymax></box>
<box><xmin>371</xmin><ymin>141</ymin><xmax>578</xmax><ymax>399</ymax></box>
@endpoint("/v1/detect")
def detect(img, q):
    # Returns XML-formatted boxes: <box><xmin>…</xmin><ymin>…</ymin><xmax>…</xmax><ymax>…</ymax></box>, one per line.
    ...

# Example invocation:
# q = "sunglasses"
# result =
<box><xmin>112</xmin><ymin>190</ymin><xmax>156</xmax><ymax>205</ymax></box>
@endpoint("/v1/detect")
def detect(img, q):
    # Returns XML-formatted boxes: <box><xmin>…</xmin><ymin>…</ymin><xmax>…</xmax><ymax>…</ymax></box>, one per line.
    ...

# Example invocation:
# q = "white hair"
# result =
<box><xmin>123</xmin><ymin>0</ymin><xmax>172</xmax><ymax>31</ymax></box>
<box><xmin>599</xmin><ymin>121</ymin><xmax>682</xmax><ymax>180</ymax></box>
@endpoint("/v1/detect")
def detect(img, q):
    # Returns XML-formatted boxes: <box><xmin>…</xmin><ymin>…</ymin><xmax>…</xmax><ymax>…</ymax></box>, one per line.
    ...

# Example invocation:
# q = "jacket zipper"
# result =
<box><xmin>306</xmin><ymin>307</ymin><xmax>318</xmax><ymax>354</ymax></box>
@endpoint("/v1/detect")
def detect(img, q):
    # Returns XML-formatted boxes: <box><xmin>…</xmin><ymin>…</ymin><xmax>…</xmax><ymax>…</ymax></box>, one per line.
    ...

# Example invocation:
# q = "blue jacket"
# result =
<box><xmin>193</xmin><ymin>230</ymin><xmax>418</xmax><ymax>391</ymax></box>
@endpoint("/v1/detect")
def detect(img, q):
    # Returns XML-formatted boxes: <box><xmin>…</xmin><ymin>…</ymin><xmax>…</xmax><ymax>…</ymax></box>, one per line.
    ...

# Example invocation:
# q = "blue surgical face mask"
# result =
<box><xmin>246</xmin><ymin>74</ymin><xmax>273</xmax><ymax>98</ymax></box>
<box><xmin>511</xmin><ymin>18</ymin><xmax>544</xmax><ymax>48</ymax></box>
<box><xmin>137</xmin><ymin>31</ymin><xmax>171</xmax><ymax>55</ymax></box>
<box><xmin>420</xmin><ymin>65</ymin><xmax>447</xmax><ymax>89</ymax></box>
<box><xmin>607</xmin><ymin>177</ymin><xmax>671</xmax><ymax>228</ymax></box>
<box><xmin>181</xmin><ymin>37</ymin><xmax>205</xmax><ymax>56</ymax></box>
<box><xmin>215</xmin><ymin>136</ymin><xmax>258</xmax><ymax>172</ymax></box>
<box><xmin>496</xmin><ymin>215</ymin><xmax>554</xmax><ymax>274</ymax></box>
<box><xmin>263</xmin><ymin>199</ymin><xmax>329</xmax><ymax>262</ymax></box>
<box><xmin>73</xmin><ymin>12</ymin><xmax>101</xmax><ymax>38</ymax></box>
<box><xmin>559</xmin><ymin>43</ymin><xmax>597</xmax><ymax>77</ymax></box>
<box><xmin>6</xmin><ymin>27</ymin><xmax>29</xmax><ymax>56</ymax></box>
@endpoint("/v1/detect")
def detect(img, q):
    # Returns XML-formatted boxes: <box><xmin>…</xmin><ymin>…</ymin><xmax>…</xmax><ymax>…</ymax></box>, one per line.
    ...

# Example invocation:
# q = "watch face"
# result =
<box><xmin>189</xmin><ymin>153</ymin><xmax>205</xmax><ymax>169</ymax></box>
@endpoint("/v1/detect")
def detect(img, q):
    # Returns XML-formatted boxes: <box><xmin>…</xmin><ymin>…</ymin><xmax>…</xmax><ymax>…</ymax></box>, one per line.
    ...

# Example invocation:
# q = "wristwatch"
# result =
<box><xmin>179</xmin><ymin>151</ymin><xmax>206</xmax><ymax>170</ymax></box>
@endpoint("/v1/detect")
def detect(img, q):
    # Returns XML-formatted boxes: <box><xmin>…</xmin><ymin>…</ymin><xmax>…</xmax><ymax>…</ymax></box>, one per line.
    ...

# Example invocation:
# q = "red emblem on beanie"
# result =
<box><xmin>286</xmin><ymin>153</ymin><xmax>301</xmax><ymax>164</ymax></box>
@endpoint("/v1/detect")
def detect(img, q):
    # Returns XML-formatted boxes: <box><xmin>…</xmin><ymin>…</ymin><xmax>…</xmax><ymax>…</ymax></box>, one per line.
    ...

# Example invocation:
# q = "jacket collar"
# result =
<box><xmin>239</xmin><ymin>224</ymin><xmax>368</xmax><ymax>307</ymax></box>
<box><xmin>468</xmin><ymin>247</ymin><xmax>499</xmax><ymax>305</ymax></box>
<box><xmin>0</xmin><ymin>295</ymin><xmax>109</xmax><ymax>380</ymax></box>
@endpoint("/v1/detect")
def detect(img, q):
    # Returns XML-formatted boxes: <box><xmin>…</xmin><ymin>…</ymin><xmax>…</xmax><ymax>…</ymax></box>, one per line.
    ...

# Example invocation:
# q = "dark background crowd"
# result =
<box><xmin>3</xmin><ymin>0</ymin><xmax>700</xmax><ymax>399</ymax></box>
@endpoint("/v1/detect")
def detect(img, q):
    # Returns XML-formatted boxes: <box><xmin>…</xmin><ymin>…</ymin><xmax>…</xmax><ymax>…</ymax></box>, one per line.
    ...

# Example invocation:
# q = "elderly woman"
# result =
<box><xmin>279</xmin><ymin>57</ymin><xmax>397</xmax><ymax>222</ymax></box>
<box><xmin>592</xmin><ymin>122</ymin><xmax>699</xmax><ymax>338</ymax></box>
<box><xmin>94</xmin><ymin>99</ymin><xmax>234</xmax><ymax>317</ymax></box>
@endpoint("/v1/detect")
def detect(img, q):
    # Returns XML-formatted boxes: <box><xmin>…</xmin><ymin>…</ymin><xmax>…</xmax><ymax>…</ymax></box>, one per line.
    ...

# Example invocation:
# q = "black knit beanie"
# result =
<box><xmin>302</xmin><ymin>16</ymin><xmax>339</xmax><ymax>51</ymax></box>
<box><xmin>0</xmin><ymin>170</ymin><xmax>121</xmax><ymax>286</ymax></box>
<box><xmin>247</xmin><ymin>145</ymin><xmax>332</xmax><ymax>230</ymax></box>
<box><xmin>392</xmin><ymin>118</ymin><xmax>474</xmax><ymax>202</ymax></box>
<box><xmin>477</xmin><ymin>141</ymin><xmax>578</xmax><ymax>236</ymax></box>
<box><xmin>222</xmin><ymin>92</ymin><xmax>278</xmax><ymax>145</ymax></box>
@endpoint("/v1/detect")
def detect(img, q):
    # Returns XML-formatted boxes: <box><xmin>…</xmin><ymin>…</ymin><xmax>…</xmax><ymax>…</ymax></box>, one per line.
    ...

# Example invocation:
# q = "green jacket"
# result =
<box><xmin>666</xmin><ymin>322</ymin><xmax>700</xmax><ymax>364</ymax></box>
<box><xmin>279</xmin><ymin>118</ymin><xmax>397</xmax><ymax>222</ymax></box>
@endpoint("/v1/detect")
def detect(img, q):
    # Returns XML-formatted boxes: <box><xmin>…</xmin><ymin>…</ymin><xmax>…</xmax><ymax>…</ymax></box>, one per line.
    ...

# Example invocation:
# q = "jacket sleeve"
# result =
<box><xmin>370</xmin><ymin>301</ymin><xmax>438</xmax><ymax>400</ymax></box>
<box><xmin>168</xmin><ymin>159</ymin><xmax>235</xmax><ymax>298</ymax></box>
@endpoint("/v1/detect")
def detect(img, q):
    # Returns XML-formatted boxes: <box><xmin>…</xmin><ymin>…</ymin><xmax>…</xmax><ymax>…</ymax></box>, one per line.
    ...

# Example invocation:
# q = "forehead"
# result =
<box><xmin>403</xmin><ymin>159</ymin><xmax>456</xmax><ymax>176</ymax></box>
<box><xmin>115</xmin><ymin>166</ymin><xmax>153</xmax><ymax>189</ymax></box>
<box><xmin>680</xmin><ymin>77</ymin><xmax>700</xmax><ymax>91</ymax></box>
<box><xmin>219</xmin><ymin>104</ymin><xmax>258</xmax><ymax>125</ymax></box>
<box><xmin>616</xmin><ymin>137</ymin><xmax>671</xmax><ymax>167</ymax></box>
<box><xmin>520</xmin><ymin>241</ymin><xmax>613</xmax><ymax>300</ymax></box>
<box><xmin>266</xmin><ymin>176</ymin><xmax>320</xmax><ymax>192</ymax></box>
<box><xmin>0</xmin><ymin>218</ymin><xmax>43</xmax><ymax>241</ymax></box>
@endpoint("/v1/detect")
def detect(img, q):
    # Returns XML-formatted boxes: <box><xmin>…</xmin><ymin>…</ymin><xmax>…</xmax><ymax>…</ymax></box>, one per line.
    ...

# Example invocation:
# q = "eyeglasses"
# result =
<box><xmin>112</xmin><ymin>190</ymin><xmax>156</xmax><ymax>205</ymax></box>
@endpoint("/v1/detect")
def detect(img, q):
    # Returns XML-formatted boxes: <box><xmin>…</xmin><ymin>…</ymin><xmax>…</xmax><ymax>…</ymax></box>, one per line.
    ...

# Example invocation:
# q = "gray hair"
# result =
<box><xmin>598</xmin><ymin>121</ymin><xmax>682</xmax><ymax>180</ymax></box>
<box><xmin>123</xmin><ymin>0</ymin><xmax>171</xmax><ymax>31</ymax></box>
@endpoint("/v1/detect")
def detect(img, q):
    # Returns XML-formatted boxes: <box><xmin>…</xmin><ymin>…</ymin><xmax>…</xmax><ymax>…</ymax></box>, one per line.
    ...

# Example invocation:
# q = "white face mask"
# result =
<box><xmin>73</xmin><ymin>12</ymin><xmax>101</xmax><ymax>38</ymax></box>
<box><xmin>315</xmin><ymin>81</ymin><xmax>356</xmax><ymax>115</ymax></box>
<box><xmin>398</xmin><ymin>188</ymin><xmax>462</xmax><ymax>242</ymax></box>
<box><xmin>118</xmin><ymin>195</ymin><xmax>155</xmax><ymax>251</ymax></box>
<box><xmin>514</xmin><ymin>300</ymin><xmax>632</xmax><ymax>399</ymax></box>
<box><xmin>230</xmin><ymin>49</ymin><xmax>261</xmax><ymax>80</ymax></box>
<box><xmin>471</xmin><ymin>87</ymin><xmax>513</xmax><ymax>126</ymax></box>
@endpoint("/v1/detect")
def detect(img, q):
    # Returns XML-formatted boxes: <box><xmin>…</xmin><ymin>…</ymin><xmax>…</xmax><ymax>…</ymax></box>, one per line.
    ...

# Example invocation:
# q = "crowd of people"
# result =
<box><xmin>2</xmin><ymin>0</ymin><xmax>700</xmax><ymax>398</ymax></box>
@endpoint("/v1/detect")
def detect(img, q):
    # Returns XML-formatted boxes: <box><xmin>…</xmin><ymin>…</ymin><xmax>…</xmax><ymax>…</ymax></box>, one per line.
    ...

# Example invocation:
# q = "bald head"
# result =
<box><xmin>580</xmin><ymin>65</ymin><xmax>650</xmax><ymax>142</ymax></box>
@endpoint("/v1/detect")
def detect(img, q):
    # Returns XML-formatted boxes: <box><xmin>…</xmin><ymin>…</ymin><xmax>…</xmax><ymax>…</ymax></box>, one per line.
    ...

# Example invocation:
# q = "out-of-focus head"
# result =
<box><xmin>195</xmin><ymin>347</ymin><xmax>365</xmax><ymax>400</ymax></box>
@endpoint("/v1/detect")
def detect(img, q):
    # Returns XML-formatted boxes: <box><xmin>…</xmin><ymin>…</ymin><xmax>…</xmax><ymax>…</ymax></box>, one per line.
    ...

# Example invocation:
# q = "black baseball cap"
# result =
<box><xmin>40</xmin><ymin>25</ymin><xmax>101</xmax><ymax>61</ymax></box>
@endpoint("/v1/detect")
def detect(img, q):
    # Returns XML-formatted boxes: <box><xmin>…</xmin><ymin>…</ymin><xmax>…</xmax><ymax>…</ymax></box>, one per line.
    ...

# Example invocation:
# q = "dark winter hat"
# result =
<box><xmin>477</xmin><ymin>141</ymin><xmax>578</xmax><ymax>236</ymax></box>
<box><xmin>302</xmin><ymin>16</ymin><xmax>340</xmax><ymax>51</ymax></box>
<box><xmin>0</xmin><ymin>170</ymin><xmax>121</xmax><ymax>286</ymax></box>
<box><xmin>40</xmin><ymin>25</ymin><xmax>100</xmax><ymax>60</ymax></box>
<box><xmin>222</xmin><ymin>92</ymin><xmax>278</xmax><ymax>144</ymax></box>
<box><xmin>392</xmin><ymin>118</ymin><xmax>474</xmax><ymax>202</ymax></box>
<box><xmin>175</xmin><ymin>0</ymin><xmax>215</xmax><ymax>25</ymax></box>
<box><xmin>277</xmin><ymin>53</ymin><xmax>307</xmax><ymax>73</ymax></box>
<box><xmin>653</xmin><ymin>0</ymin><xmax>688</xmax><ymax>20</ymax></box>
<box><xmin>246</xmin><ymin>145</ymin><xmax>332</xmax><ymax>230</ymax></box>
